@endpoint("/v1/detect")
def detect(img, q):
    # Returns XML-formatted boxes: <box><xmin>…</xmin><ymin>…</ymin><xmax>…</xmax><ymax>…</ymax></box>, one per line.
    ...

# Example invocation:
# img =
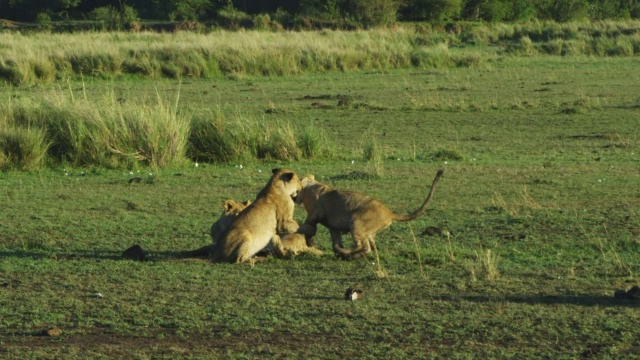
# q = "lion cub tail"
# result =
<box><xmin>394</xmin><ymin>169</ymin><xmax>444</xmax><ymax>222</ymax></box>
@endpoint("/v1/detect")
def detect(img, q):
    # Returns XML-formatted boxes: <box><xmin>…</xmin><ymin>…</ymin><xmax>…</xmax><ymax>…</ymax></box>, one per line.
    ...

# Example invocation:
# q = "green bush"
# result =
<box><xmin>91</xmin><ymin>6</ymin><xmax>121</xmax><ymax>31</ymax></box>
<box><xmin>36</xmin><ymin>12</ymin><xmax>52</xmax><ymax>31</ymax></box>
<box><xmin>341</xmin><ymin>0</ymin><xmax>401</xmax><ymax>27</ymax></box>
<box><xmin>402</xmin><ymin>0</ymin><xmax>462</xmax><ymax>21</ymax></box>
<box><xmin>217</xmin><ymin>4</ymin><xmax>252</xmax><ymax>29</ymax></box>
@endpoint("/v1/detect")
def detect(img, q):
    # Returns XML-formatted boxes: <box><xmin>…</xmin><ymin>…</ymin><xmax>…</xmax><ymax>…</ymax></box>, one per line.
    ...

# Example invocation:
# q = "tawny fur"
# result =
<box><xmin>296</xmin><ymin>169</ymin><xmax>444</xmax><ymax>259</ymax></box>
<box><xmin>181</xmin><ymin>199</ymin><xmax>251</xmax><ymax>258</ymax></box>
<box><xmin>279</xmin><ymin>233</ymin><xmax>324</xmax><ymax>257</ymax></box>
<box><xmin>210</xmin><ymin>168</ymin><xmax>302</xmax><ymax>264</ymax></box>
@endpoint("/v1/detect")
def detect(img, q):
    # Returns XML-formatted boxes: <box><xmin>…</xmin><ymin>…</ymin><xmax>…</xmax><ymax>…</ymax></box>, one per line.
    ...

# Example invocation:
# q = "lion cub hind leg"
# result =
<box><xmin>337</xmin><ymin>233</ymin><xmax>374</xmax><ymax>260</ymax></box>
<box><xmin>237</xmin><ymin>234</ymin><xmax>286</xmax><ymax>263</ymax></box>
<box><xmin>269</xmin><ymin>234</ymin><xmax>286</xmax><ymax>258</ymax></box>
<box><xmin>330</xmin><ymin>230</ymin><xmax>346</xmax><ymax>254</ymax></box>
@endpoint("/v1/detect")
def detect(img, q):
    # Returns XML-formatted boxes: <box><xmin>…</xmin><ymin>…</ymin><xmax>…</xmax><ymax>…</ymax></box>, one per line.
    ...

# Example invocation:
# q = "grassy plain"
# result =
<box><xmin>1</xmin><ymin>54</ymin><xmax>639</xmax><ymax>358</ymax></box>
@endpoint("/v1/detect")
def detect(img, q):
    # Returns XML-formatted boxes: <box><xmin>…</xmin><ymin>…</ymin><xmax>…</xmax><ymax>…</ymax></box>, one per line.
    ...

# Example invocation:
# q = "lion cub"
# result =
<box><xmin>296</xmin><ymin>169</ymin><xmax>444</xmax><ymax>260</ymax></box>
<box><xmin>181</xmin><ymin>199</ymin><xmax>251</xmax><ymax>258</ymax></box>
<box><xmin>210</xmin><ymin>168</ymin><xmax>302</xmax><ymax>264</ymax></box>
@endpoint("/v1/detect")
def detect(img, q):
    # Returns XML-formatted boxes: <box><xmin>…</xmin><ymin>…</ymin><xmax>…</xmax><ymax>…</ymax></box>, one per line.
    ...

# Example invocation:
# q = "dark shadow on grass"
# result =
<box><xmin>436</xmin><ymin>294</ymin><xmax>640</xmax><ymax>308</ymax></box>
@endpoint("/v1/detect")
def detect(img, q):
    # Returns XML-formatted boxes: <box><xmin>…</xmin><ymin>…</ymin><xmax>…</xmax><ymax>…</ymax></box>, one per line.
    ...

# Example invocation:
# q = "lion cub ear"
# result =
<box><xmin>271</xmin><ymin>168</ymin><xmax>281</xmax><ymax>174</ymax></box>
<box><xmin>223</xmin><ymin>200</ymin><xmax>235</xmax><ymax>212</ymax></box>
<box><xmin>242</xmin><ymin>200</ymin><xmax>251</xmax><ymax>206</ymax></box>
<box><xmin>280</xmin><ymin>171</ymin><xmax>295</xmax><ymax>182</ymax></box>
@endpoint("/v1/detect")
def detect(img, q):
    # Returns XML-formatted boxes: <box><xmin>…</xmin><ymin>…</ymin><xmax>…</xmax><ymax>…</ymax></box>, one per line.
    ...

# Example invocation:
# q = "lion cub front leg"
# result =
<box><xmin>279</xmin><ymin>218</ymin><xmax>300</xmax><ymax>235</ymax></box>
<box><xmin>298</xmin><ymin>223</ymin><xmax>318</xmax><ymax>240</ymax></box>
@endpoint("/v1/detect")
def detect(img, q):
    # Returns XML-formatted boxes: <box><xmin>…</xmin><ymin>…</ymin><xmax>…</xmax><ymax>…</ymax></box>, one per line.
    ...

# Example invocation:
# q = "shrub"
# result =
<box><xmin>217</xmin><ymin>4</ymin><xmax>252</xmax><ymax>29</ymax></box>
<box><xmin>341</xmin><ymin>0</ymin><xmax>401</xmax><ymax>27</ymax></box>
<box><xmin>36</xmin><ymin>12</ymin><xmax>52</xmax><ymax>31</ymax></box>
<box><xmin>402</xmin><ymin>0</ymin><xmax>462</xmax><ymax>21</ymax></box>
<box><xmin>91</xmin><ymin>6</ymin><xmax>121</xmax><ymax>31</ymax></box>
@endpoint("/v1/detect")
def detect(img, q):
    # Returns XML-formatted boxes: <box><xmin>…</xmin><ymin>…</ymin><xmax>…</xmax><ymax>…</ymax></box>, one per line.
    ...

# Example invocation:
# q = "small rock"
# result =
<box><xmin>613</xmin><ymin>286</ymin><xmax>640</xmax><ymax>300</ymax></box>
<box><xmin>0</xmin><ymin>279</ymin><xmax>21</xmax><ymax>288</ymax></box>
<box><xmin>420</xmin><ymin>226</ymin><xmax>452</xmax><ymax>237</ymax></box>
<box><xmin>128</xmin><ymin>177</ymin><xmax>143</xmax><ymax>184</ymax></box>
<box><xmin>614</xmin><ymin>289</ymin><xmax>628</xmax><ymax>299</ymax></box>
<box><xmin>345</xmin><ymin>287</ymin><xmax>364</xmax><ymax>301</ymax></box>
<box><xmin>626</xmin><ymin>285</ymin><xmax>640</xmax><ymax>300</ymax></box>
<box><xmin>122</xmin><ymin>244</ymin><xmax>146</xmax><ymax>261</ymax></box>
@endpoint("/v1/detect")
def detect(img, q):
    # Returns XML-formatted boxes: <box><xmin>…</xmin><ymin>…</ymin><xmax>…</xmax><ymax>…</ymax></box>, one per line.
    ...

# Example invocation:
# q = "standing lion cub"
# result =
<box><xmin>296</xmin><ymin>169</ymin><xmax>444</xmax><ymax>260</ymax></box>
<box><xmin>210</xmin><ymin>168</ymin><xmax>302</xmax><ymax>264</ymax></box>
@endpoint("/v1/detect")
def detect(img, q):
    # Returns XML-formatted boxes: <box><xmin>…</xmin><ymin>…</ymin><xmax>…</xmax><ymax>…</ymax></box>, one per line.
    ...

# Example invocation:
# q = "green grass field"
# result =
<box><xmin>1</xmin><ymin>48</ymin><xmax>639</xmax><ymax>358</ymax></box>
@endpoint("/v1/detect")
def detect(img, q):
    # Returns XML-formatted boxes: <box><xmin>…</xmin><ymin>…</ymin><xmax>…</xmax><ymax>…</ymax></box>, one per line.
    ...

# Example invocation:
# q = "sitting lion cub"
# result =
<box><xmin>181</xmin><ymin>199</ymin><xmax>251</xmax><ymax>258</ymax></box>
<box><xmin>296</xmin><ymin>169</ymin><xmax>444</xmax><ymax>260</ymax></box>
<box><xmin>210</xmin><ymin>168</ymin><xmax>302</xmax><ymax>264</ymax></box>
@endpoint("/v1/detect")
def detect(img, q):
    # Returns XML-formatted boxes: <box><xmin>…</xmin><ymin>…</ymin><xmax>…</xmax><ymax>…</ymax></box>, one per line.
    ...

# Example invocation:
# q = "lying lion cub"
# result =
<box><xmin>181</xmin><ymin>199</ymin><xmax>251</xmax><ymax>258</ymax></box>
<box><xmin>210</xmin><ymin>168</ymin><xmax>302</xmax><ymax>264</ymax></box>
<box><xmin>296</xmin><ymin>169</ymin><xmax>444</xmax><ymax>260</ymax></box>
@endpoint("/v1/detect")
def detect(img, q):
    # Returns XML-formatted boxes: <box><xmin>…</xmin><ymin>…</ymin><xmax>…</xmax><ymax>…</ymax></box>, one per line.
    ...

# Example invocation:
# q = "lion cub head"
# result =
<box><xmin>223</xmin><ymin>199</ymin><xmax>251</xmax><ymax>216</ymax></box>
<box><xmin>263</xmin><ymin>168</ymin><xmax>302</xmax><ymax>201</ymax></box>
<box><xmin>295</xmin><ymin>174</ymin><xmax>322</xmax><ymax>205</ymax></box>
<box><xmin>210</xmin><ymin>199</ymin><xmax>251</xmax><ymax>242</ymax></box>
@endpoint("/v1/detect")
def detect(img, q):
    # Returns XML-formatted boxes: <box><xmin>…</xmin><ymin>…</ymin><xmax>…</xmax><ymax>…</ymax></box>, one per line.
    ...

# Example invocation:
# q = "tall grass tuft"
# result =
<box><xmin>188</xmin><ymin>109</ymin><xmax>250</xmax><ymax>163</ymax></box>
<box><xmin>2</xmin><ymin>90</ymin><xmax>333</xmax><ymax>170</ymax></box>
<box><xmin>472</xmin><ymin>248</ymin><xmax>500</xmax><ymax>281</ymax></box>
<box><xmin>298</xmin><ymin>125</ymin><xmax>333</xmax><ymax>160</ymax></box>
<box><xmin>362</xmin><ymin>136</ymin><xmax>384</xmax><ymax>177</ymax></box>
<box><xmin>189</xmin><ymin>107</ymin><xmax>332</xmax><ymax>163</ymax></box>
<box><xmin>0</xmin><ymin>126</ymin><xmax>50</xmax><ymax>171</ymax></box>
<box><xmin>2</xmin><ymin>91</ymin><xmax>190</xmax><ymax>169</ymax></box>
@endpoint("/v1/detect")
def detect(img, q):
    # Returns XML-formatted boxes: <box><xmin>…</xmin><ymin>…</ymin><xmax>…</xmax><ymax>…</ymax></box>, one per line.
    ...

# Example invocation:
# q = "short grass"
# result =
<box><xmin>1</xmin><ymin>55</ymin><xmax>639</xmax><ymax>358</ymax></box>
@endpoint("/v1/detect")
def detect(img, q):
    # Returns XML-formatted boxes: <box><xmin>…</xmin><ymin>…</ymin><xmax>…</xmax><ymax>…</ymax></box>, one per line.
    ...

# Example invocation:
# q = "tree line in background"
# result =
<box><xmin>1</xmin><ymin>0</ymin><xmax>639</xmax><ymax>30</ymax></box>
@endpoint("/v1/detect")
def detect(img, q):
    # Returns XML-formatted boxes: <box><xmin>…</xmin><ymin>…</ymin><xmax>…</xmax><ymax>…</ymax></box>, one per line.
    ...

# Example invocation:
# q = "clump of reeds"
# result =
<box><xmin>0</xmin><ymin>88</ymin><xmax>333</xmax><ymax>171</ymax></box>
